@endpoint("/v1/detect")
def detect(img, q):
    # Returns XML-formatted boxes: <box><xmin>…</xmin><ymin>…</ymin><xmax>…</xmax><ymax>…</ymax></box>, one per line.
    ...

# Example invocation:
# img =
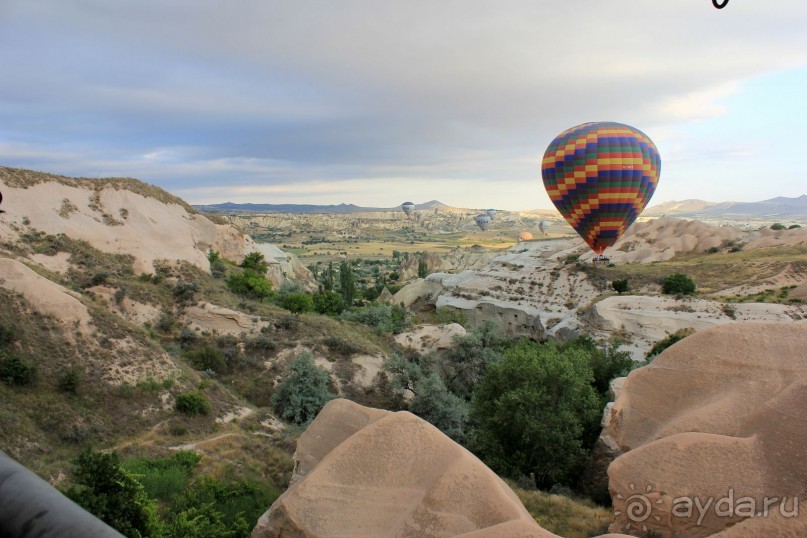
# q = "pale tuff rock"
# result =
<box><xmin>0</xmin><ymin>257</ymin><xmax>91</xmax><ymax>334</ymax></box>
<box><xmin>393</xmin><ymin>323</ymin><xmax>467</xmax><ymax>354</ymax></box>
<box><xmin>184</xmin><ymin>302</ymin><xmax>270</xmax><ymax>336</ymax></box>
<box><xmin>0</xmin><ymin>173</ymin><xmax>315</xmax><ymax>290</ymax></box>
<box><xmin>607</xmin><ymin>323</ymin><xmax>807</xmax><ymax>537</ymax></box>
<box><xmin>252</xmin><ymin>399</ymin><xmax>559</xmax><ymax>538</ymax></box>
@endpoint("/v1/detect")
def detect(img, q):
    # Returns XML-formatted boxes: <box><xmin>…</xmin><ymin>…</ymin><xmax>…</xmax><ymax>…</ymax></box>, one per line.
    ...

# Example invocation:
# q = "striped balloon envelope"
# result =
<box><xmin>541</xmin><ymin>122</ymin><xmax>661</xmax><ymax>255</ymax></box>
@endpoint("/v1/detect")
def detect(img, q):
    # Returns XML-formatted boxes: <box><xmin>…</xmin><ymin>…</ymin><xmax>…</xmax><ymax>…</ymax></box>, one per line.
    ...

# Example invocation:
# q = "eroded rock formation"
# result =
<box><xmin>606</xmin><ymin>323</ymin><xmax>807</xmax><ymax>537</ymax></box>
<box><xmin>252</xmin><ymin>399</ymin><xmax>559</xmax><ymax>537</ymax></box>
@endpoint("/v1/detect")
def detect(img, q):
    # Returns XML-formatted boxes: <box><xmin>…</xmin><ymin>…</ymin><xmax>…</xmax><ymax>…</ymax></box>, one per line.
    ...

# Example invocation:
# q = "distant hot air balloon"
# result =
<box><xmin>518</xmin><ymin>231</ymin><xmax>533</xmax><ymax>242</ymax></box>
<box><xmin>475</xmin><ymin>214</ymin><xmax>491</xmax><ymax>231</ymax></box>
<box><xmin>486</xmin><ymin>208</ymin><xmax>497</xmax><ymax>220</ymax></box>
<box><xmin>539</xmin><ymin>220</ymin><xmax>550</xmax><ymax>234</ymax></box>
<box><xmin>541</xmin><ymin>122</ymin><xmax>660</xmax><ymax>255</ymax></box>
<box><xmin>401</xmin><ymin>202</ymin><xmax>415</xmax><ymax>218</ymax></box>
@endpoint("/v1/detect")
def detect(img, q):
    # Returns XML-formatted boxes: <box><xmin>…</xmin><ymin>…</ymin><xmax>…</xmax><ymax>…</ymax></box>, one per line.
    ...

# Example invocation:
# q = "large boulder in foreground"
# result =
<box><xmin>252</xmin><ymin>399</ymin><xmax>558</xmax><ymax>537</ymax></box>
<box><xmin>606</xmin><ymin>323</ymin><xmax>807</xmax><ymax>537</ymax></box>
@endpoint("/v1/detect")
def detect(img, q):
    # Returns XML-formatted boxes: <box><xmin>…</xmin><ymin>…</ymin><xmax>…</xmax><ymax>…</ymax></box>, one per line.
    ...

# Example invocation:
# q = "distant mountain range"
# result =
<box><xmin>195</xmin><ymin>195</ymin><xmax>807</xmax><ymax>219</ymax></box>
<box><xmin>645</xmin><ymin>195</ymin><xmax>807</xmax><ymax>219</ymax></box>
<box><xmin>194</xmin><ymin>200</ymin><xmax>455</xmax><ymax>214</ymax></box>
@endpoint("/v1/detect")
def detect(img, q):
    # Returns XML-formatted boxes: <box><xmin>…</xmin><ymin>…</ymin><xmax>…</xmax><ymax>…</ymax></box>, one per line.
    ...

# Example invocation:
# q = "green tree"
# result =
<box><xmin>313</xmin><ymin>290</ymin><xmax>345</xmax><ymax>315</ymax></box>
<box><xmin>409</xmin><ymin>373</ymin><xmax>469</xmax><ymax>442</ymax></box>
<box><xmin>770</xmin><ymin>223</ymin><xmax>787</xmax><ymax>231</ymax></box>
<box><xmin>561</xmin><ymin>336</ymin><xmax>634</xmax><ymax>398</ymax></box>
<box><xmin>66</xmin><ymin>450</ymin><xmax>161</xmax><ymax>538</ymax></box>
<box><xmin>339</xmin><ymin>260</ymin><xmax>355</xmax><ymax>307</ymax></box>
<box><xmin>470</xmin><ymin>340</ymin><xmax>602</xmax><ymax>488</ymax></box>
<box><xmin>271</xmin><ymin>352</ymin><xmax>334</xmax><ymax>425</ymax></box>
<box><xmin>322</xmin><ymin>262</ymin><xmax>335</xmax><ymax>292</ymax></box>
<box><xmin>417</xmin><ymin>257</ymin><xmax>429</xmax><ymax>279</ymax></box>
<box><xmin>611</xmin><ymin>279</ymin><xmax>629</xmax><ymax>294</ymax></box>
<box><xmin>281</xmin><ymin>293</ymin><xmax>314</xmax><ymax>315</ymax></box>
<box><xmin>788</xmin><ymin>224</ymin><xmax>801</xmax><ymax>229</ymax></box>
<box><xmin>661</xmin><ymin>273</ymin><xmax>696</xmax><ymax>295</ymax></box>
<box><xmin>207</xmin><ymin>250</ymin><xmax>220</xmax><ymax>264</ymax></box>
<box><xmin>438</xmin><ymin>322</ymin><xmax>507</xmax><ymax>399</ymax></box>
<box><xmin>240</xmin><ymin>251</ymin><xmax>269</xmax><ymax>275</ymax></box>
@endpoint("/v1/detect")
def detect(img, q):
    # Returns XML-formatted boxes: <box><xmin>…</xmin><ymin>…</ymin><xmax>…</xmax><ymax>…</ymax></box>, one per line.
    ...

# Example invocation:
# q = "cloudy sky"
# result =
<box><xmin>1</xmin><ymin>1</ymin><xmax>806</xmax><ymax>210</ymax></box>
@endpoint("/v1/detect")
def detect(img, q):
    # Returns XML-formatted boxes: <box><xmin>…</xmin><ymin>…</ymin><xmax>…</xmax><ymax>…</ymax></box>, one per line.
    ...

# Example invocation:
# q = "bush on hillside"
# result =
<box><xmin>175</xmin><ymin>392</ymin><xmax>211</xmax><ymax>416</ymax></box>
<box><xmin>271</xmin><ymin>351</ymin><xmax>333</xmax><ymax>426</ymax></box>
<box><xmin>0</xmin><ymin>353</ymin><xmax>37</xmax><ymax>386</ymax></box>
<box><xmin>661</xmin><ymin>273</ymin><xmax>696</xmax><ymax>295</ymax></box>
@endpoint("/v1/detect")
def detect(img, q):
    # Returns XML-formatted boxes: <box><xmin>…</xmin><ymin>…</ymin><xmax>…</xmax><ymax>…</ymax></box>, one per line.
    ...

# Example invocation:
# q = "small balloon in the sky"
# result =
<box><xmin>401</xmin><ymin>202</ymin><xmax>415</xmax><ymax>218</ymax></box>
<box><xmin>486</xmin><ymin>208</ymin><xmax>497</xmax><ymax>220</ymax></box>
<box><xmin>475</xmin><ymin>214</ymin><xmax>491</xmax><ymax>231</ymax></box>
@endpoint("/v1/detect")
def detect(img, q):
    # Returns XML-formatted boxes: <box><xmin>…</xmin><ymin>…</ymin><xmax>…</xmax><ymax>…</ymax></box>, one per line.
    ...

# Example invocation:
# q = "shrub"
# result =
<box><xmin>174</xmin><ymin>281</ymin><xmax>199</xmax><ymax>303</ymax></box>
<box><xmin>646</xmin><ymin>329</ymin><xmax>694</xmax><ymax>362</ymax></box>
<box><xmin>322</xmin><ymin>335</ymin><xmax>362</xmax><ymax>358</ymax></box>
<box><xmin>175</xmin><ymin>391</ymin><xmax>211</xmax><ymax>415</ymax></box>
<box><xmin>271</xmin><ymin>352</ymin><xmax>334</xmax><ymax>425</ymax></box>
<box><xmin>207</xmin><ymin>250</ymin><xmax>220</xmax><ymax>264</ymax></box>
<box><xmin>156</xmin><ymin>311</ymin><xmax>177</xmax><ymax>333</ymax></box>
<box><xmin>611</xmin><ymin>279</ymin><xmax>629</xmax><ymax>294</ymax></box>
<box><xmin>313</xmin><ymin>290</ymin><xmax>344</xmax><ymax>315</ymax></box>
<box><xmin>281</xmin><ymin>293</ymin><xmax>314</xmax><ymax>315</ymax></box>
<box><xmin>0</xmin><ymin>323</ymin><xmax>17</xmax><ymax>346</ymax></box>
<box><xmin>661</xmin><ymin>273</ymin><xmax>696</xmax><ymax>295</ymax></box>
<box><xmin>211</xmin><ymin>260</ymin><xmax>227</xmax><ymax>278</ymax></box>
<box><xmin>0</xmin><ymin>354</ymin><xmax>37</xmax><ymax>386</ymax></box>
<box><xmin>341</xmin><ymin>303</ymin><xmax>413</xmax><ymax>334</ymax></box>
<box><xmin>770</xmin><ymin>223</ymin><xmax>787</xmax><ymax>230</ymax></box>
<box><xmin>58</xmin><ymin>366</ymin><xmax>82</xmax><ymax>394</ymax></box>
<box><xmin>435</xmin><ymin>307</ymin><xmax>467</xmax><ymax>326</ymax></box>
<box><xmin>183</xmin><ymin>347</ymin><xmax>227</xmax><ymax>374</ymax></box>
<box><xmin>240</xmin><ymin>252</ymin><xmax>268</xmax><ymax>275</ymax></box>
<box><xmin>65</xmin><ymin>449</ymin><xmax>161</xmax><ymax>538</ymax></box>
<box><xmin>409</xmin><ymin>373</ymin><xmax>469</xmax><ymax>442</ymax></box>
<box><xmin>788</xmin><ymin>224</ymin><xmax>801</xmax><ymax>229</ymax></box>
<box><xmin>227</xmin><ymin>270</ymin><xmax>273</xmax><ymax>302</ymax></box>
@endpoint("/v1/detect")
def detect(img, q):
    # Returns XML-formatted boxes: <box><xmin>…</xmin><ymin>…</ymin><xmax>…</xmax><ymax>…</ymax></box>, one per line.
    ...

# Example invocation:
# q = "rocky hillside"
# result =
<box><xmin>393</xmin><ymin>218</ymin><xmax>807</xmax><ymax>358</ymax></box>
<box><xmin>0</xmin><ymin>166</ymin><xmax>315</xmax><ymax>289</ymax></box>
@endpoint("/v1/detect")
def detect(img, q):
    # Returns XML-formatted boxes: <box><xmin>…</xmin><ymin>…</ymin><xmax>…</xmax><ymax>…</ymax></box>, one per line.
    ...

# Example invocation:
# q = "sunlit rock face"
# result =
<box><xmin>606</xmin><ymin>323</ymin><xmax>807</xmax><ymax>537</ymax></box>
<box><xmin>251</xmin><ymin>399</ymin><xmax>560</xmax><ymax>538</ymax></box>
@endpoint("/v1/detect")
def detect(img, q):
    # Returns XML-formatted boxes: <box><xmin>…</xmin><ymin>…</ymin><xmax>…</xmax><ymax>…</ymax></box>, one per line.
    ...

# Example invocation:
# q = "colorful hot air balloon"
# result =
<box><xmin>486</xmin><ymin>208</ymin><xmax>497</xmax><ymax>220</ymax></box>
<box><xmin>541</xmin><ymin>122</ymin><xmax>660</xmax><ymax>255</ymax></box>
<box><xmin>475</xmin><ymin>214</ymin><xmax>491</xmax><ymax>231</ymax></box>
<box><xmin>401</xmin><ymin>202</ymin><xmax>415</xmax><ymax>218</ymax></box>
<box><xmin>518</xmin><ymin>231</ymin><xmax>533</xmax><ymax>242</ymax></box>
